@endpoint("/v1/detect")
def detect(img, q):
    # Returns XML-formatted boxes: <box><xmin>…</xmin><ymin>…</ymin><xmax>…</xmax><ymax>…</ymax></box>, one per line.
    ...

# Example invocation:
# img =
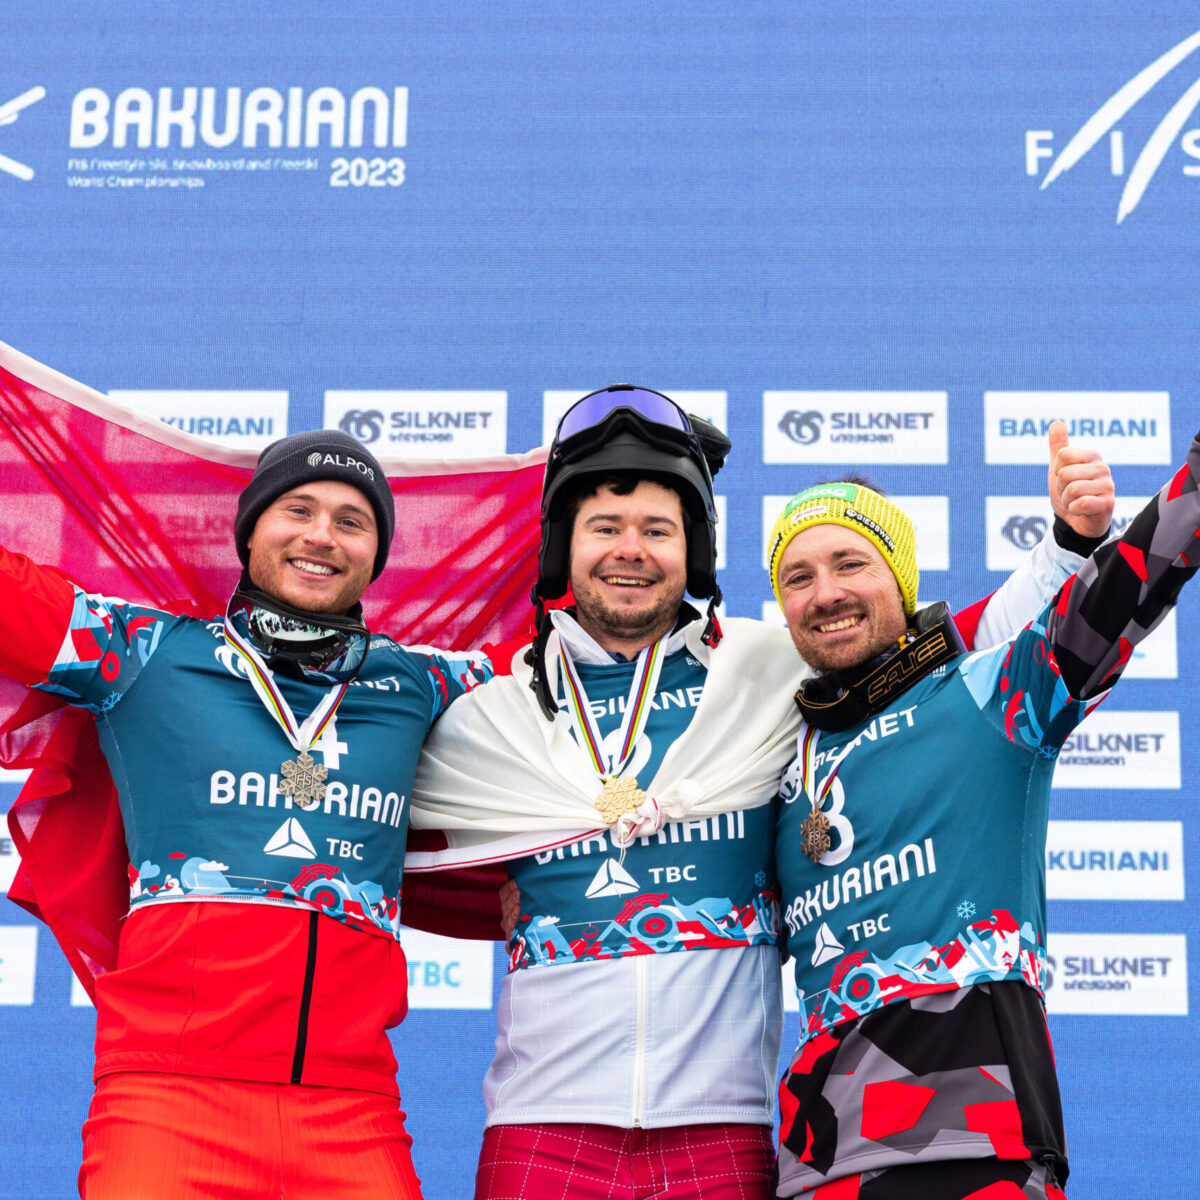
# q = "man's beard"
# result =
<box><xmin>575</xmin><ymin>581</ymin><xmax>686</xmax><ymax>650</ymax></box>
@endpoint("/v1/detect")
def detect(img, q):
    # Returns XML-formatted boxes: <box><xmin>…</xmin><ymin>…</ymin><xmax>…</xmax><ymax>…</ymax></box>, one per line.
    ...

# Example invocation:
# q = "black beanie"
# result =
<box><xmin>235</xmin><ymin>430</ymin><xmax>395</xmax><ymax>580</ymax></box>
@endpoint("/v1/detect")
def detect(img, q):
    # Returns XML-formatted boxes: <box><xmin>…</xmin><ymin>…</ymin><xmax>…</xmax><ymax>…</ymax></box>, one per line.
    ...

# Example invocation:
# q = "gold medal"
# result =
<box><xmin>800</xmin><ymin>801</ymin><xmax>831</xmax><ymax>864</ymax></box>
<box><xmin>280</xmin><ymin>750</ymin><xmax>328</xmax><ymax>810</ymax></box>
<box><xmin>595</xmin><ymin>775</ymin><xmax>647</xmax><ymax>825</ymax></box>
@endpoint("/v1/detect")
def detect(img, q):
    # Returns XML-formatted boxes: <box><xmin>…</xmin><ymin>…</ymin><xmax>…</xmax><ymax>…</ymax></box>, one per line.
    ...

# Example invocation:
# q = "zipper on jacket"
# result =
<box><xmin>290</xmin><ymin>911</ymin><xmax>320</xmax><ymax>1084</ymax></box>
<box><xmin>631</xmin><ymin>956</ymin><xmax>647</xmax><ymax>1126</ymax></box>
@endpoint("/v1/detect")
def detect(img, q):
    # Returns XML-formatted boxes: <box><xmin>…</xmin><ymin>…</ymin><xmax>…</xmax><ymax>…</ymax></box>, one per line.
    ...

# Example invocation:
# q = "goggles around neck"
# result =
<box><xmin>226</xmin><ymin>585</ymin><xmax>370</xmax><ymax>684</ymax></box>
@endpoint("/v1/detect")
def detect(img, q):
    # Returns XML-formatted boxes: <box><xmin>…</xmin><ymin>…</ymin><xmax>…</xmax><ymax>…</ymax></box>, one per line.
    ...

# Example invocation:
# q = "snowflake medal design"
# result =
<box><xmin>595</xmin><ymin>776</ymin><xmax>646</xmax><ymax>824</ymax></box>
<box><xmin>281</xmin><ymin>750</ymin><xmax>328</xmax><ymax>810</ymax></box>
<box><xmin>800</xmin><ymin>802</ymin><xmax>832</xmax><ymax>864</ymax></box>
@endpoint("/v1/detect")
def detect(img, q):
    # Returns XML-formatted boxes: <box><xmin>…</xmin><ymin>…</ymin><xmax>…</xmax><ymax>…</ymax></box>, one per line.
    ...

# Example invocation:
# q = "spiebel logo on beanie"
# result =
<box><xmin>306</xmin><ymin>450</ymin><xmax>376</xmax><ymax>480</ymax></box>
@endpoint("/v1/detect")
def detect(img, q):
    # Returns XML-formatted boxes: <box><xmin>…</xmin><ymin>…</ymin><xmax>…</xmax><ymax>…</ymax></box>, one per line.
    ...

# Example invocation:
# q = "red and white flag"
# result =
<box><xmin>0</xmin><ymin>340</ymin><xmax>544</xmax><ymax>995</ymax></box>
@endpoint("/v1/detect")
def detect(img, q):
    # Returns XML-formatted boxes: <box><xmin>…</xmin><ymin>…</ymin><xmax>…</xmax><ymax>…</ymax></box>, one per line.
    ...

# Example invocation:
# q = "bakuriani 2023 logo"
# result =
<box><xmin>1028</xmin><ymin>29</ymin><xmax>1200</xmax><ymax>221</ymax></box>
<box><xmin>3</xmin><ymin>83</ymin><xmax>409</xmax><ymax>190</ymax></box>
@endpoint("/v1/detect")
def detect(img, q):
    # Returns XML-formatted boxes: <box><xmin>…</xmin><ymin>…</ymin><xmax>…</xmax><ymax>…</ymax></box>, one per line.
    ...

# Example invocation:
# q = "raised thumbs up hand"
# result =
<box><xmin>1047</xmin><ymin>420</ymin><xmax>1114</xmax><ymax>541</ymax></box>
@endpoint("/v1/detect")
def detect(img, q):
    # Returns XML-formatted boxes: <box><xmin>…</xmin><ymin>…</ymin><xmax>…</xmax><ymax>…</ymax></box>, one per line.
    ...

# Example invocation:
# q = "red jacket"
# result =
<box><xmin>2</xmin><ymin>548</ymin><xmax>410</xmax><ymax>1095</ymax></box>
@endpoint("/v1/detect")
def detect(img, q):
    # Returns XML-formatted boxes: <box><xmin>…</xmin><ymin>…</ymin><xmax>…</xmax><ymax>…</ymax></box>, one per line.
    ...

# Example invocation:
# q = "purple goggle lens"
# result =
<box><xmin>556</xmin><ymin>387</ymin><xmax>691</xmax><ymax>442</ymax></box>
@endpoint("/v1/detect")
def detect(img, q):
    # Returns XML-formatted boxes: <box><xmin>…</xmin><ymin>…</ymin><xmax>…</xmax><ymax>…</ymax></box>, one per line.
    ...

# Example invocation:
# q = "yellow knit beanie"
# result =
<box><xmin>767</xmin><ymin>481</ymin><xmax>918</xmax><ymax>616</ymax></box>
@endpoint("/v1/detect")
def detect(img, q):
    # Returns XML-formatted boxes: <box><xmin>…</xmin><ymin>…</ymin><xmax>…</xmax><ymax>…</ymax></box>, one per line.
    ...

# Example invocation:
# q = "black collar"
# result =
<box><xmin>795</xmin><ymin>602</ymin><xmax>965</xmax><ymax>732</ymax></box>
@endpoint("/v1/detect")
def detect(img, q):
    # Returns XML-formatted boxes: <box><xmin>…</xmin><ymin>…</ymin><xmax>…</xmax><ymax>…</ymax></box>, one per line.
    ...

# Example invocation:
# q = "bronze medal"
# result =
<box><xmin>800</xmin><ymin>801</ymin><xmax>831</xmax><ymax>864</ymax></box>
<box><xmin>281</xmin><ymin>749</ymin><xmax>328</xmax><ymax>810</ymax></box>
<box><xmin>595</xmin><ymin>775</ymin><xmax>647</xmax><ymax>825</ymax></box>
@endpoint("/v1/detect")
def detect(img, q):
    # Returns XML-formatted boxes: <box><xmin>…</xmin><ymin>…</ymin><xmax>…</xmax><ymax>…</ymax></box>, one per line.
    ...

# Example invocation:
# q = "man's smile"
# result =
<box><xmin>600</xmin><ymin>574</ymin><xmax>654</xmax><ymax>588</ymax></box>
<box><xmin>290</xmin><ymin>557</ymin><xmax>339</xmax><ymax>578</ymax></box>
<box><xmin>812</xmin><ymin>614</ymin><xmax>863</xmax><ymax>635</ymax></box>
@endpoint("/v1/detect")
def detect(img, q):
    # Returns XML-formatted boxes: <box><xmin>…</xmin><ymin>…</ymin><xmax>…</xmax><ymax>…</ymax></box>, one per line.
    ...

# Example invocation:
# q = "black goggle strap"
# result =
<box><xmin>526</xmin><ymin>590</ymin><xmax>559</xmax><ymax>721</ymax></box>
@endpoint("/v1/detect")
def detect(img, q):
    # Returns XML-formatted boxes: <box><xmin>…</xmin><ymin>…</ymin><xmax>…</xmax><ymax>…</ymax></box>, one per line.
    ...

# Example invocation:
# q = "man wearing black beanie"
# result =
<box><xmin>0</xmin><ymin>428</ymin><xmax>489</xmax><ymax>1198</ymax></box>
<box><xmin>235</xmin><ymin>428</ymin><xmax>397</xmax><ymax>586</ymax></box>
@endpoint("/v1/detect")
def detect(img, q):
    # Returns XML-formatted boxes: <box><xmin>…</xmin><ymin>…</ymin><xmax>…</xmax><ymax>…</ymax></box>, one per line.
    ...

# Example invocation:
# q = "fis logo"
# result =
<box><xmin>778</xmin><ymin>410</ymin><xmax>824</xmax><ymax>445</ymax></box>
<box><xmin>0</xmin><ymin>87</ymin><xmax>46</xmax><ymax>182</ymax></box>
<box><xmin>339</xmin><ymin>409</ymin><xmax>385</xmax><ymax>445</ymax></box>
<box><xmin>1001</xmin><ymin>514</ymin><xmax>1047</xmax><ymax>551</ymax></box>
<box><xmin>1028</xmin><ymin>29</ymin><xmax>1200</xmax><ymax>221</ymax></box>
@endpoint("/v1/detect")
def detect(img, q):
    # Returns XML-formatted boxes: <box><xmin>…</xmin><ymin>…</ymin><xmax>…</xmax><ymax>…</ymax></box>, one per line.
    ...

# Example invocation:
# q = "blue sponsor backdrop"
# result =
<box><xmin>1</xmin><ymin>4</ymin><xmax>1198</xmax><ymax>1197</ymax></box>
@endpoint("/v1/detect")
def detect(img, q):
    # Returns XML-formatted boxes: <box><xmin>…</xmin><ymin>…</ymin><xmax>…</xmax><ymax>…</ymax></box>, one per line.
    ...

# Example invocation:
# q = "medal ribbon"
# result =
<box><xmin>796</xmin><ymin>722</ymin><xmax>853</xmax><ymax>809</ymax></box>
<box><xmin>224</xmin><ymin>617</ymin><xmax>349</xmax><ymax>754</ymax></box>
<box><xmin>558</xmin><ymin>635</ymin><xmax>667</xmax><ymax>781</ymax></box>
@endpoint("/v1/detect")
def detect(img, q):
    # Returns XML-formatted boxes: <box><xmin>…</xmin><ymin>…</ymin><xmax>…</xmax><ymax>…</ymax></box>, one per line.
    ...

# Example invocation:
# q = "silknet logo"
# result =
<box><xmin>1004</xmin><ymin>516</ymin><xmax>1046</xmax><ymax>550</ymax></box>
<box><xmin>326</xmin><ymin>391</ymin><xmax>507</xmax><ymax>459</ymax></box>
<box><xmin>90</xmin><ymin>493</ymin><xmax>232</xmax><ymax>574</ymax></box>
<box><xmin>0</xmin><ymin>86</ymin><xmax>46</xmax><ymax>181</ymax></box>
<box><xmin>1054</xmin><ymin>711</ymin><xmax>1180</xmax><ymax>790</ymax></box>
<box><xmin>1043</xmin><ymin>934</ymin><xmax>1188</xmax><ymax>1015</ymax></box>
<box><xmin>1027</xmin><ymin>29</ymin><xmax>1200</xmax><ymax>221</ymax></box>
<box><xmin>985</xmin><ymin>498</ymin><xmax>1054</xmax><ymax>571</ymax></box>
<box><xmin>778</xmin><ymin>410</ymin><xmax>823</xmax><ymax>445</ymax></box>
<box><xmin>763</xmin><ymin>393</ymin><xmax>948</xmax><ymax>464</ymax></box>
<box><xmin>338</xmin><ymin>410</ymin><xmax>385</xmax><ymax>445</ymax></box>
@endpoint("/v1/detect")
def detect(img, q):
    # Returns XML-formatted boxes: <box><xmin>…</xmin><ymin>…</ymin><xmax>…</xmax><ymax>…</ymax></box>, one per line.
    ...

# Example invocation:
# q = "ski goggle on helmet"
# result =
<box><xmin>536</xmin><ymin>384</ymin><xmax>729</xmax><ymax>602</ymax></box>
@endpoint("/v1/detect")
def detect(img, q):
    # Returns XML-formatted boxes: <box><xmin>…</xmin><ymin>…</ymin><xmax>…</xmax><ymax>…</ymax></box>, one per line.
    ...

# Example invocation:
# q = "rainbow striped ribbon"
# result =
<box><xmin>796</xmin><ymin>722</ymin><xmax>851</xmax><ymax>810</ymax></box>
<box><xmin>224</xmin><ymin>617</ymin><xmax>349</xmax><ymax>755</ymax></box>
<box><xmin>558</xmin><ymin>634</ymin><xmax>667</xmax><ymax>782</ymax></box>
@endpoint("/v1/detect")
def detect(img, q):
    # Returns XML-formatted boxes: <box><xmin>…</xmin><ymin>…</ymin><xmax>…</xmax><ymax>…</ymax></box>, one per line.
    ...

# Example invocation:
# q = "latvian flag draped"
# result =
<box><xmin>0</xmin><ymin>340</ymin><xmax>544</xmax><ymax>997</ymax></box>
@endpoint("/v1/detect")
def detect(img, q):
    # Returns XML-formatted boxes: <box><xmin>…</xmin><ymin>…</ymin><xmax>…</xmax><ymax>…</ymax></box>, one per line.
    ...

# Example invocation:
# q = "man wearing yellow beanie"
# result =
<box><xmin>770</xmin><ymin>427</ymin><xmax>1200</xmax><ymax>1199</ymax></box>
<box><xmin>768</xmin><ymin>479</ymin><xmax>919</xmax><ymax>682</ymax></box>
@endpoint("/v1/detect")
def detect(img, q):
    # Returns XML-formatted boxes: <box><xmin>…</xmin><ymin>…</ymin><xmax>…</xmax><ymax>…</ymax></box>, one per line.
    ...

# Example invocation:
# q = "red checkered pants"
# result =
<box><xmin>474</xmin><ymin>1122</ymin><xmax>775</xmax><ymax>1200</ymax></box>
